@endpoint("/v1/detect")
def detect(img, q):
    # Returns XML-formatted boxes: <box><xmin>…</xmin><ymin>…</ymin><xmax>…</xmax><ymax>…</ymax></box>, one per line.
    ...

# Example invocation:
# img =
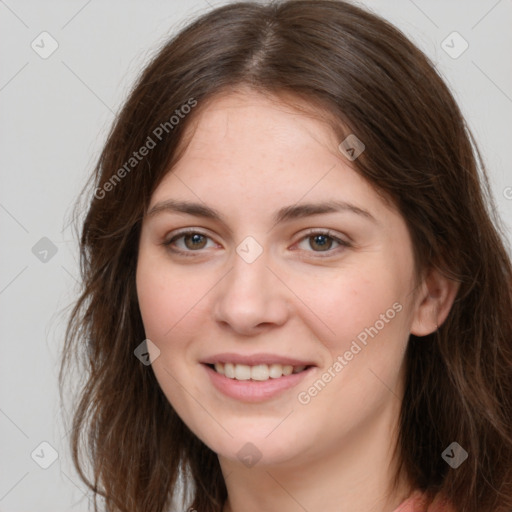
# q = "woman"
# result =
<box><xmin>61</xmin><ymin>1</ymin><xmax>512</xmax><ymax>511</ymax></box>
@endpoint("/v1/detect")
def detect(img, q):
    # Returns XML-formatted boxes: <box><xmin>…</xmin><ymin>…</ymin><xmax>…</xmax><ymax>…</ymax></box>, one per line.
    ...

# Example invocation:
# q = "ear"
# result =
<box><xmin>410</xmin><ymin>267</ymin><xmax>460</xmax><ymax>337</ymax></box>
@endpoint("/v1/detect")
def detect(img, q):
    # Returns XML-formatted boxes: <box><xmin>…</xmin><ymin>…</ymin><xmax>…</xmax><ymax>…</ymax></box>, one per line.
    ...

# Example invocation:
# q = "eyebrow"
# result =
<box><xmin>147</xmin><ymin>199</ymin><xmax>377</xmax><ymax>225</ymax></box>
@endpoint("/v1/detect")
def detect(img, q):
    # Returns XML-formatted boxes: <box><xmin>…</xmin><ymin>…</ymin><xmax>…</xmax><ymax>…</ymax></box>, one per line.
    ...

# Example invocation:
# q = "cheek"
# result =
<box><xmin>294</xmin><ymin>272</ymin><xmax>409</xmax><ymax>427</ymax></box>
<box><xmin>136</xmin><ymin>251</ymin><xmax>203</xmax><ymax>341</ymax></box>
<box><xmin>291</xmin><ymin>264</ymin><xmax>413</xmax><ymax>421</ymax></box>
<box><xmin>136</xmin><ymin>256</ymin><xmax>205</xmax><ymax>416</ymax></box>
<box><xmin>291</xmin><ymin>265</ymin><xmax>406</xmax><ymax>354</ymax></box>
<box><xmin>136</xmin><ymin>263</ymin><xmax>172</xmax><ymax>340</ymax></box>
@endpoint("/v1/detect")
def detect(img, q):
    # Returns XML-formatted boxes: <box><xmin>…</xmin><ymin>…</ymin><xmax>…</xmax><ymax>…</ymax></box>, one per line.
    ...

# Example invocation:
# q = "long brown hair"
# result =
<box><xmin>60</xmin><ymin>1</ymin><xmax>512</xmax><ymax>511</ymax></box>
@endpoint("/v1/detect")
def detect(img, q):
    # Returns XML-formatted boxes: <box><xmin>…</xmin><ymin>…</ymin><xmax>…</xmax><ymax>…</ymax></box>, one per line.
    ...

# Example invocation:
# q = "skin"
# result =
<box><xmin>136</xmin><ymin>89</ymin><xmax>458</xmax><ymax>512</ymax></box>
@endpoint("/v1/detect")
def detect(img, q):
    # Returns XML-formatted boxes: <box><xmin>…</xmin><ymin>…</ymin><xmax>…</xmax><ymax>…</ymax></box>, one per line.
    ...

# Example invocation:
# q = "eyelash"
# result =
<box><xmin>163</xmin><ymin>228</ymin><xmax>351</xmax><ymax>258</ymax></box>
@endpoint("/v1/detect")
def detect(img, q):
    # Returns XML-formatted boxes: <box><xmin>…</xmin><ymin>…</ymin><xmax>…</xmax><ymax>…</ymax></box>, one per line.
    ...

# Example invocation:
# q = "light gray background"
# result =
<box><xmin>1</xmin><ymin>1</ymin><xmax>511</xmax><ymax>511</ymax></box>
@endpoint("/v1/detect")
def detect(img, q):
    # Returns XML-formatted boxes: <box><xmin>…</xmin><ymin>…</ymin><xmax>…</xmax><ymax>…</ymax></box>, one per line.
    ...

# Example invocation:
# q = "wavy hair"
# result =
<box><xmin>60</xmin><ymin>1</ymin><xmax>512</xmax><ymax>511</ymax></box>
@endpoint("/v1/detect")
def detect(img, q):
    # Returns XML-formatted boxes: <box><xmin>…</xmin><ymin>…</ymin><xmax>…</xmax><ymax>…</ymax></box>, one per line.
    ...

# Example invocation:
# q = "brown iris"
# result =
<box><xmin>308</xmin><ymin>234</ymin><xmax>333</xmax><ymax>251</ymax></box>
<box><xmin>183</xmin><ymin>233</ymin><xmax>208</xmax><ymax>250</ymax></box>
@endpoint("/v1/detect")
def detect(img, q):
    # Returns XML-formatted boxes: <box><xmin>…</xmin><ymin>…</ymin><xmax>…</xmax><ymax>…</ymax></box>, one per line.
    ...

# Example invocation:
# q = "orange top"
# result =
<box><xmin>392</xmin><ymin>490</ymin><xmax>455</xmax><ymax>512</ymax></box>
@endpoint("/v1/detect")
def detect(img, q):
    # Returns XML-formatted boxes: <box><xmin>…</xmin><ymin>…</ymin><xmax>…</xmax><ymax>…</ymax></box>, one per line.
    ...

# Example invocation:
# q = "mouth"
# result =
<box><xmin>201</xmin><ymin>355</ymin><xmax>316</xmax><ymax>402</ymax></box>
<box><xmin>206</xmin><ymin>362</ymin><xmax>312</xmax><ymax>381</ymax></box>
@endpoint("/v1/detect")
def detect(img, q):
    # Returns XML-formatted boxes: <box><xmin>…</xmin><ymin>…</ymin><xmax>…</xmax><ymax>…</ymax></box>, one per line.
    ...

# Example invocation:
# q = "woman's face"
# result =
<box><xmin>136</xmin><ymin>90</ymin><xmax>425</xmax><ymax>469</ymax></box>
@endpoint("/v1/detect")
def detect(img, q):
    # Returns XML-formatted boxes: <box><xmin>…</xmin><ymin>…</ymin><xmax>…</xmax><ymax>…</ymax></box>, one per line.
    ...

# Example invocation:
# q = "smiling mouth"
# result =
<box><xmin>207</xmin><ymin>362</ymin><xmax>311</xmax><ymax>381</ymax></box>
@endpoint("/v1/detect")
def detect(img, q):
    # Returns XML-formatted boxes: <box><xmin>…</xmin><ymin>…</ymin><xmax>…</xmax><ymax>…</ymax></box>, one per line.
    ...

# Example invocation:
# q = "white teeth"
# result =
<box><xmin>234</xmin><ymin>364</ymin><xmax>251</xmax><ymax>380</ymax></box>
<box><xmin>211</xmin><ymin>362</ymin><xmax>307</xmax><ymax>381</ymax></box>
<box><xmin>224</xmin><ymin>363</ymin><xmax>235</xmax><ymax>378</ymax></box>
<box><xmin>251</xmin><ymin>364</ymin><xmax>269</xmax><ymax>381</ymax></box>
<box><xmin>282</xmin><ymin>365</ymin><xmax>293</xmax><ymax>376</ymax></box>
<box><xmin>269</xmin><ymin>364</ymin><xmax>284</xmax><ymax>378</ymax></box>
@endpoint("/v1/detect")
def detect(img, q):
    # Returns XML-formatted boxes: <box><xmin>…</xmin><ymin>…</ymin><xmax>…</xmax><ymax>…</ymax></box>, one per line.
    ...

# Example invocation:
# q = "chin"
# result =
<box><xmin>193</xmin><ymin>420</ymin><xmax>309</xmax><ymax>469</ymax></box>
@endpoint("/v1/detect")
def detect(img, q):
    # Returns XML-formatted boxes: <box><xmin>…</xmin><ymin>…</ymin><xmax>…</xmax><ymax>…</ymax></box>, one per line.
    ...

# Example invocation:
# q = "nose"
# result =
<box><xmin>212</xmin><ymin>248</ymin><xmax>290</xmax><ymax>336</ymax></box>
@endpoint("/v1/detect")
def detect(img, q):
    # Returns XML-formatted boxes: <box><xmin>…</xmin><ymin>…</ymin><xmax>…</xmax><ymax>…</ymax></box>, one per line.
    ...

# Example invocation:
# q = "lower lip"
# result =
<box><xmin>203</xmin><ymin>364</ymin><xmax>314</xmax><ymax>402</ymax></box>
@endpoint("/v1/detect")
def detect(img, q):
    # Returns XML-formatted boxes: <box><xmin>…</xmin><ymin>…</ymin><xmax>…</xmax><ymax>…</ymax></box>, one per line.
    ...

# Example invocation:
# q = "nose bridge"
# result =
<box><xmin>228</xmin><ymin>233</ymin><xmax>272</xmax><ymax>291</ymax></box>
<box><xmin>212</xmin><ymin>241</ymin><xmax>289</xmax><ymax>332</ymax></box>
<box><xmin>226</xmin><ymin>244</ymin><xmax>274</xmax><ymax>305</ymax></box>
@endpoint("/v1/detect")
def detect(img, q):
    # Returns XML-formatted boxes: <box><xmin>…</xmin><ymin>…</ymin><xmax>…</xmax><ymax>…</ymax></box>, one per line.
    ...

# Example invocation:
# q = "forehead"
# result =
<box><xmin>181</xmin><ymin>89</ymin><xmax>341</xmax><ymax>159</ymax></box>
<box><xmin>149</xmin><ymin>89</ymin><xmax>396</xmax><ymax>225</ymax></box>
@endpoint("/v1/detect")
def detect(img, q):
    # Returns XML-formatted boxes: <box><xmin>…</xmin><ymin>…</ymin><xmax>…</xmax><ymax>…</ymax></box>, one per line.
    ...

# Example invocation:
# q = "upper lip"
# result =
<box><xmin>201</xmin><ymin>353</ymin><xmax>316</xmax><ymax>367</ymax></box>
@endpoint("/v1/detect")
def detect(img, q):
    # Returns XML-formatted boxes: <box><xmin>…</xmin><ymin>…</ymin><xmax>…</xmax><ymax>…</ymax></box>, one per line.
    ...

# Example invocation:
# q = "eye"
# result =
<box><xmin>164</xmin><ymin>229</ymin><xmax>217</xmax><ymax>254</ymax></box>
<box><xmin>295</xmin><ymin>230</ymin><xmax>350</xmax><ymax>255</ymax></box>
<box><xmin>163</xmin><ymin>228</ymin><xmax>351</xmax><ymax>257</ymax></box>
